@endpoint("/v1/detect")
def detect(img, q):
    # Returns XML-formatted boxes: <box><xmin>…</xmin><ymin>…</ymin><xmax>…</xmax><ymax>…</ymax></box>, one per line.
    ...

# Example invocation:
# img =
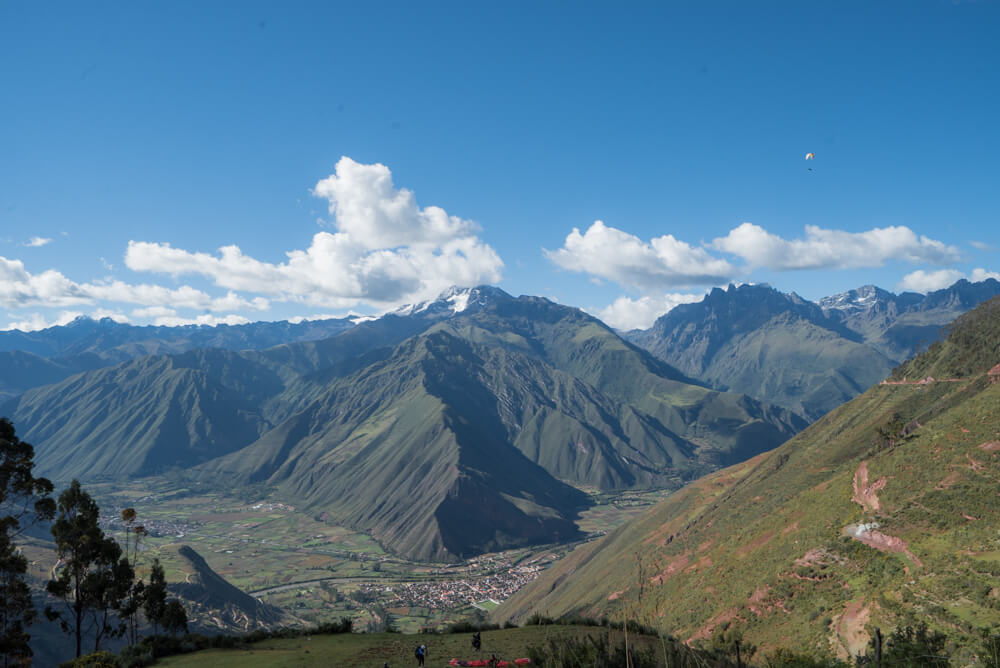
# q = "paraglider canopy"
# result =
<box><xmin>805</xmin><ymin>152</ymin><xmax>815</xmax><ymax>160</ymax></box>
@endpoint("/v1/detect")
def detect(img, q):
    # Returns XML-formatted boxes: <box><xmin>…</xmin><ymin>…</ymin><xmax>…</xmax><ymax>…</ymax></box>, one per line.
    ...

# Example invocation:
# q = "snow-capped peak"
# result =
<box><xmin>390</xmin><ymin>285</ymin><xmax>510</xmax><ymax>318</ymax></box>
<box><xmin>446</xmin><ymin>288</ymin><xmax>472</xmax><ymax>313</ymax></box>
<box><xmin>819</xmin><ymin>285</ymin><xmax>890</xmax><ymax>312</ymax></box>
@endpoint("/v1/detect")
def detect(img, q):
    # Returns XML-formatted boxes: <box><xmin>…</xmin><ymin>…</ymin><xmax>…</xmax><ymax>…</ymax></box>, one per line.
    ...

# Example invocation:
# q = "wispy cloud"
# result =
<box><xmin>23</xmin><ymin>236</ymin><xmax>52</xmax><ymax>247</ymax></box>
<box><xmin>0</xmin><ymin>256</ymin><xmax>268</xmax><ymax>312</ymax></box>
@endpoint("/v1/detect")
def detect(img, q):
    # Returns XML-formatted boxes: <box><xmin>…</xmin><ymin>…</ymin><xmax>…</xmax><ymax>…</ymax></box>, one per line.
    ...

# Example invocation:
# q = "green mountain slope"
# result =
<box><xmin>497</xmin><ymin>296</ymin><xmax>1000</xmax><ymax>659</ymax></box>
<box><xmin>9</xmin><ymin>349</ymin><xmax>278</xmax><ymax>480</ymax></box>
<box><xmin>202</xmin><ymin>332</ymin><xmax>590</xmax><ymax>561</ymax></box>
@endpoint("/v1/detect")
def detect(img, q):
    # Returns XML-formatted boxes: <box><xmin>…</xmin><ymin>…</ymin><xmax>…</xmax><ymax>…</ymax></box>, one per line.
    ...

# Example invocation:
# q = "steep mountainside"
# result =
<box><xmin>6</xmin><ymin>349</ymin><xmax>279</xmax><ymax>480</ymax></box>
<box><xmin>629</xmin><ymin>284</ymin><xmax>895</xmax><ymax>420</ymax></box>
<box><xmin>498</xmin><ymin>296</ymin><xmax>1000</xmax><ymax>659</ymax></box>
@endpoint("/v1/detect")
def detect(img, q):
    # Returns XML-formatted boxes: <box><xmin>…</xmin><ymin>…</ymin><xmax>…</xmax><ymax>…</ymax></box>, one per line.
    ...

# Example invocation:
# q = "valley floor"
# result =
<box><xmin>25</xmin><ymin>476</ymin><xmax>674</xmax><ymax>634</ymax></box>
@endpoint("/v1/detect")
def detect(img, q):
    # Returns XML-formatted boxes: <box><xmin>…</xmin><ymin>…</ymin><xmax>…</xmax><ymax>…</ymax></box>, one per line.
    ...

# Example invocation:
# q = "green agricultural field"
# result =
<box><xmin>65</xmin><ymin>477</ymin><xmax>618</xmax><ymax>633</ymax></box>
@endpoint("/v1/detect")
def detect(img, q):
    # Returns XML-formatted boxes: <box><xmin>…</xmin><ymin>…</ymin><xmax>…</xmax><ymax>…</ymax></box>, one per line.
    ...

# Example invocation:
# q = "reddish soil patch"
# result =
<box><xmin>855</xmin><ymin>530</ymin><xmax>923</xmax><ymax>567</ymax></box>
<box><xmin>963</xmin><ymin>513</ymin><xmax>979</xmax><ymax>521</ymax></box>
<box><xmin>607</xmin><ymin>589</ymin><xmax>625</xmax><ymax>601</ymax></box>
<box><xmin>748</xmin><ymin>585</ymin><xmax>770</xmax><ymax>613</ymax></box>
<box><xmin>686</xmin><ymin>607</ymin><xmax>739</xmax><ymax>644</ymax></box>
<box><xmin>811</xmin><ymin>479</ymin><xmax>832</xmax><ymax>493</ymax></box>
<box><xmin>697</xmin><ymin>539</ymin><xmax>714</xmax><ymax>553</ymax></box>
<box><xmin>735</xmin><ymin>530</ymin><xmax>776</xmax><ymax>557</ymax></box>
<box><xmin>834</xmin><ymin>600</ymin><xmax>871</xmax><ymax>659</ymax></box>
<box><xmin>782</xmin><ymin>521</ymin><xmax>800</xmax><ymax>535</ymax></box>
<box><xmin>651</xmin><ymin>553</ymin><xmax>690</xmax><ymax>584</ymax></box>
<box><xmin>685</xmin><ymin>555</ymin><xmax>713</xmax><ymax>573</ymax></box>
<box><xmin>979</xmin><ymin>441</ymin><xmax>1000</xmax><ymax>451</ymax></box>
<box><xmin>935</xmin><ymin>470</ymin><xmax>961</xmax><ymax>490</ymax></box>
<box><xmin>795</xmin><ymin>548</ymin><xmax>827</xmax><ymax>567</ymax></box>
<box><xmin>852</xmin><ymin>461</ymin><xmax>887</xmax><ymax>512</ymax></box>
<box><xmin>967</xmin><ymin>454</ymin><xmax>985</xmax><ymax>472</ymax></box>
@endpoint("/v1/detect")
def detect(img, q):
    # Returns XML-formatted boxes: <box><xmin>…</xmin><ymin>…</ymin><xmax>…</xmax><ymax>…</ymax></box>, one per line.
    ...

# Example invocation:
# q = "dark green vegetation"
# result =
<box><xmin>5</xmin><ymin>287</ymin><xmax>802</xmax><ymax>561</ymax></box>
<box><xmin>0</xmin><ymin>416</ymin><xmax>55</xmax><ymax>667</ymax></box>
<box><xmin>498</xmin><ymin>296</ymin><xmax>1000</xmax><ymax>663</ymax></box>
<box><xmin>2</xmin><ymin>419</ymin><xmax>192</xmax><ymax>665</ymax></box>
<box><xmin>628</xmin><ymin>279</ymin><xmax>1000</xmax><ymax>420</ymax></box>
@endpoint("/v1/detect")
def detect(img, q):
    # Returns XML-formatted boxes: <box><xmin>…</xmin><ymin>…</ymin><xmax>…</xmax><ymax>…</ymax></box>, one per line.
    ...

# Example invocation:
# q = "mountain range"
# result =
<box><xmin>2</xmin><ymin>287</ymin><xmax>801</xmax><ymax>561</ymax></box>
<box><xmin>3</xmin><ymin>280</ymin><xmax>998</xmax><ymax>563</ymax></box>
<box><xmin>0</xmin><ymin>315</ymin><xmax>355</xmax><ymax>402</ymax></box>
<box><xmin>497</xmin><ymin>294</ymin><xmax>1000</xmax><ymax>659</ymax></box>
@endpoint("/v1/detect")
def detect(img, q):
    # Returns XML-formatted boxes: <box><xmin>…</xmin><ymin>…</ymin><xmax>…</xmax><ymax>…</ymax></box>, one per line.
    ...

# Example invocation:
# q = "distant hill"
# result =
<box><xmin>5</xmin><ymin>287</ymin><xmax>804</xmax><ymax>561</ymax></box>
<box><xmin>627</xmin><ymin>278</ymin><xmax>1000</xmax><ymax>421</ymax></box>
<box><xmin>497</xmin><ymin>295</ymin><xmax>1000</xmax><ymax>659</ymax></box>
<box><xmin>0</xmin><ymin>315</ymin><xmax>356</xmax><ymax>399</ymax></box>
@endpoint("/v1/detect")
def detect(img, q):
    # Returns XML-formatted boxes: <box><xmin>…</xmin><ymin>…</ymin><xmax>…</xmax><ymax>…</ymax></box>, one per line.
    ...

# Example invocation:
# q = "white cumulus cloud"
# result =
<box><xmin>970</xmin><ymin>268</ymin><xmax>1000</xmax><ymax>282</ymax></box>
<box><xmin>125</xmin><ymin>157</ymin><xmax>503</xmax><ymax>308</ymax></box>
<box><xmin>711</xmin><ymin>223</ymin><xmax>962</xmax><ymax>270</ymax></box>
<box><xmin>24</xmin><ymin>236</ymin><xmax>52</xmax><ymax>247</ymax></box>
<box><xmin>0</xmin><ymin>257</ymin><xmax>90</xmax><ymax>307</ymax></box>
<box><xmin>545</xmin><ymin>221</ymin><xmax>734</xmax><ymax>291</ymax></box>
<box><xmin>591</xmin><ymin>292</ymin><xmax>705</xmax><ymax>331</ymax></box>
<box><xmin>898</xmin><ymin>269</ymin><xmax>965</xmax><ymax>293</ymax></box>
<box><xmin>899</xmin><ymin>267</ymin><xmax>1000</xmax><ymax>293</ymax></box>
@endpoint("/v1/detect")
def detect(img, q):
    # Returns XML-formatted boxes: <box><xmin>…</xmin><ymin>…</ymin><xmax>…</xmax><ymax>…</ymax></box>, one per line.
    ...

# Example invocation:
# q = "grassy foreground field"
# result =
<box><xmin>156</xmin><ymin>626</ymin><xmax>664</xmax><ymax>667</ymax></box>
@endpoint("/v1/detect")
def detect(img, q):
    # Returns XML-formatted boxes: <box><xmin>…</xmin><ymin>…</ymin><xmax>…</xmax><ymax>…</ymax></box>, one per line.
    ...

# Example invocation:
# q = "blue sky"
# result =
<box><xmin>2</xmin><ymin>1</ymin><xmax>998</xmax><ymax>331</ymax></box>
